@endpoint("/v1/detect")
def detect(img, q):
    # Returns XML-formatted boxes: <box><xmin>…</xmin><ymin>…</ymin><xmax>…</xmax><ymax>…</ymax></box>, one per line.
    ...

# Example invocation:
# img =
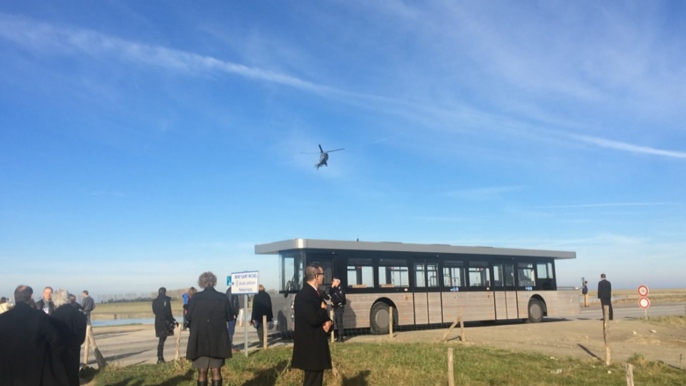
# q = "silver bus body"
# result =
<box><xmin>256</xmin><ymin>238</ymin><xmax>579</xmax><ymax>335</ymax></box>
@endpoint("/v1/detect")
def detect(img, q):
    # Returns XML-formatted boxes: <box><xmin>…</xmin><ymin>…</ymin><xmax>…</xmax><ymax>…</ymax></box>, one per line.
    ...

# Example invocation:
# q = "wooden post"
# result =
<box><xmin>175</xmin><ymin>323</ymin><xmax>181</xmax><ymax>361</ymax></box>
<box><xmin>625</xmin><ymin>363</ymin><xmax>634</xmax><ymax>386</ymax></box>
<box><xmin>389</xmin><ymin>306</ymin><xmax>393</xmax><ymax>340</ymax></box>
<box><xmin>82</xmin><ymin>326</ymin><xmax>90</xmax><ymax>367</ymax></box>
<box><xmin>441</xmin><ymin>317</ymin><xmax>459</xmax><ymax>342</ymax></box>
<box><xmin>459</xmin><ymin>307</ymin><xmax>465</xmax><ymax>343</ymax></box>
<box><xmin>448</xmin><ymin>348</ymin><xmax>455</xmax><ymax>386</ymax></box>
<box><xmin>330</xmin><ymin>309</ymin><xmax>335</xmax><ymax>343</ymax></box>
<box><xmin>603</xmin><ymin>305</ymin><xmax>611</xmax><ymax>365</ymax></box>
<box><xmin>262</xmin><ymin>315</ymin><xmax>268</xmax><ymax>349</ymax></box>
<box><xmin>82</xmin><ymin>325</ymin><xmax>107</xmax><ymax>369</ymax></box>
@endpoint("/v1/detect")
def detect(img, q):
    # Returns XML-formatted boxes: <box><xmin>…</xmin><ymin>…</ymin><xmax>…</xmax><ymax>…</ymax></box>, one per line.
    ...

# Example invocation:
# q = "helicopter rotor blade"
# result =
<box><xmin>325</xmin><ymin>148</ymin><xmax>345</xmax><ymax>153</ymax></box>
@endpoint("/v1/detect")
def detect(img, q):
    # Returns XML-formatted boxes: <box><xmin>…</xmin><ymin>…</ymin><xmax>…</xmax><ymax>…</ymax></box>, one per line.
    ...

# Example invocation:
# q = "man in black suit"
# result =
<box><xmin>0</xmin><ymin>285</ymin><xmax>69</xmax><ymax>385</ymax></box>
<box><xmin>50</xmin><ymin>289</ymin><xmax>87</xmax><ymax>386</ymax></box>
<box><xmin>597</xmin><ymin>273</ymin><xmax>613</xmax><ymax>321</ymax></box>
<box><xmin>291</xmin><ymin>263</ymin><xmax>333</xmax><ymax>386</ymax></box>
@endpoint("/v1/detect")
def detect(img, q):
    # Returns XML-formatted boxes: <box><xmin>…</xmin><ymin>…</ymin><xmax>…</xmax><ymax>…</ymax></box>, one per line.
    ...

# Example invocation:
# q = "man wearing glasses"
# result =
<box><xmin>291</xmin><ymin>263</ymin><xmax>333</xmax><ymax>386</ymax></box>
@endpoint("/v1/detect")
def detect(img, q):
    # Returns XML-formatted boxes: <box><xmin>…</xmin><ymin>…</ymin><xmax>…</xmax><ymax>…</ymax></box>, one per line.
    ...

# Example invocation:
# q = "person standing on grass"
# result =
<box><xmin>186</xmin><ymin>272</ymin><xmax>234</xmax><ymax>386</ymax></box>
<box><xmin>291</xmin><ymin>263</ymin><xmax>333</xmax><ymax>386</ymax></box>
<box><xmin>225</xmin><ymin>285</ymin><xmax>240</xmax><ymax>351</ymax></box>
<box><xmin>81</xmin><ymin>290</ymin><xmax>95</xmax><ymax>324</ymax></box>
<box><xmin>598</xmin><ymin>274</ymin><xmax>613</xmax><ymax>321</ymax></box>
<box><xmin>251</xmin><ymin>284</ymin><xmax>273</xmax><ymax>348</ymax></box>
<box><xmin>50</xmin><ymin>289</ymin><xmax>87</xmax><ymax>386</ymax></box>
<box><xmin>152</xmin><ymin>287</ymin><xmax>176</xmax><ymax>364</ymax></box>
<box><xmin>36</xmin><ymin>286</ymin><xmax>55</xmax><ymax>315</ymax></box>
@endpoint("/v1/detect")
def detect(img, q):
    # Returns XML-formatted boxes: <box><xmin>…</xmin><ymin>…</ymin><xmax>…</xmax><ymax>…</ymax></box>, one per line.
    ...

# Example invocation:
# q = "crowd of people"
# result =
<box><xmin>0</xmin><ymin>285</ymin><xmax>94</xmax><ymax>386</ymax></box>
<box><xmin>0</xmin><ymin>265</ymin><xmax>347</xmax><ymax>386</ymax></box>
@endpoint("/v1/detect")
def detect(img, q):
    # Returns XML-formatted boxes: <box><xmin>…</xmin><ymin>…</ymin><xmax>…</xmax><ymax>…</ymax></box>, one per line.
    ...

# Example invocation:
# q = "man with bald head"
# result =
<box><xmin>0</xmin><ymin>285</ymin><xmax>69</xmax><ymax>385</ymax></box>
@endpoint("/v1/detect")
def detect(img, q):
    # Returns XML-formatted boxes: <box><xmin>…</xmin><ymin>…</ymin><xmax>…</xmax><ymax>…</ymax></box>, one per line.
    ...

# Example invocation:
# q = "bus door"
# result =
<box><xmin>307</xmin><ymin>254</ymin><xmax>334</xmax><ymax>291</ymax></box>
<box><xmin>492</xmin><ymin>260</ymin><xmax>518</xmax><ymax>320</ymax></box>
<box><xmin>413</xmin><ymin>259</ymin><xmax>442</xmax><ymax>324</ymax></box>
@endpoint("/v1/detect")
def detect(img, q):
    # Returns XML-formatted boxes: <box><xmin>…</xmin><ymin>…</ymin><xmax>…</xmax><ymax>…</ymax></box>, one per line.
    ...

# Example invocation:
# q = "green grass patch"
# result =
<box><xmin>636</xmin><ymin>315</ymin><xmax>686</xmax><ymax>327</ymax></box>
<box><xmin>90</xmin><ymin>343</ymin><xmax>686</xmax><ymax>386</ymax></box>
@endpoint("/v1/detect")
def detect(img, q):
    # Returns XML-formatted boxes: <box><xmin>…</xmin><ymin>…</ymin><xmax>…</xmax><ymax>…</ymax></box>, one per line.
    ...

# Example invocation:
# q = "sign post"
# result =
<box><xmin>638</xmin><ymin>285</ymin><xmax>650</xmax><ymax>320</ymax></box>
<box><xmin>231</xmin><ymin>271</ymin><xmax>259</xmax><ymax>357</ymax></box>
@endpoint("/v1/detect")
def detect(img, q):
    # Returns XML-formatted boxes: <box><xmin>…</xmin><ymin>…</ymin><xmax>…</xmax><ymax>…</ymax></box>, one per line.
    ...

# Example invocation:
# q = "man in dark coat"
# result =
<box><xmin>291</xmin><ymin>263</ymin><xmax>333</xmax><ymax>386</ymax></box>
<box><xmin>251</xmin><ymin>284</ymin><xmax>273</xmax><ymax>348</ymax></box>
<box><xmin>327</xmin><ymin>277</ymin><xmax>346</xmax><ymax>342</ymax></box>
<box><xmin>152</xmin><ymin>287</ymin><xmax>176</xmax><ymax>364</ymax></box>
<box><xmin>50</xmin><ymin>289</ymin><xmax>87</xmax><ymax>386</ymax></box>
<box><xmin>68</xmin><ymin>294</ymin><xmax>83</xmax><ymax>312</ymax></box>
<box><xmin>598</xmin><ymin>273</ymin><xmax>613</xmax><ymax>321</ymax></box>
<box><xmin>36</xmin><ymin>286</ymin><xmax>56</xmax><ymax>315</ymax></box>
<box><xmin>0</xmin><ymin>285</ymin><xmax>70</xmax><ymax>386</ymax></box>
<box><xmin>186</xmin><ymin>271</ymin><xmax>233</xmax><ymax>386</ymax></box>
<box><xmin>80</xmin><ymin>290</ymin><xmax>95</xmax><ymax>324</ymax></box>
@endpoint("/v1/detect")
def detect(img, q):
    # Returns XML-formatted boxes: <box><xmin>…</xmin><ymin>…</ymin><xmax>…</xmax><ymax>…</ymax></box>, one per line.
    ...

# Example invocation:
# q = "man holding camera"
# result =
<box><xmin>152</xmin><ymin>287</ymin><xmax>176</xmax><ymax>364</ymax></box>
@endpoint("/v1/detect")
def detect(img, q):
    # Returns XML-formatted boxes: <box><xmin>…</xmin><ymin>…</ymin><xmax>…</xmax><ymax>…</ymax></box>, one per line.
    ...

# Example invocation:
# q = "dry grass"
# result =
<box><xmin>88</xmin><ymin>343</ymin><xmax>686</xmax><ymax>386</ymax></box>
<box><xmin>586</xmin><ymin>288</ymin><xmax>686</xmax><ymax>304</ymax></box>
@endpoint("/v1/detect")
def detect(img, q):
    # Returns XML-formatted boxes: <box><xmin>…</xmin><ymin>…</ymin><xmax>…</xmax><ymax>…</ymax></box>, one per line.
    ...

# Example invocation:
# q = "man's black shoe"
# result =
<box><xmin>157</xmin><ymin>358</ymin><xmax>165</xmax><ymax>364</ymax></box>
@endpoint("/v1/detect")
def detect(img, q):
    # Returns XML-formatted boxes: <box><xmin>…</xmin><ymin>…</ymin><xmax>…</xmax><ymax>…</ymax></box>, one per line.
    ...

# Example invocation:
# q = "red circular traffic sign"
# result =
<box><xmin>639</xmin><ymin>297</ymin><xmax>650</xmax><ymax>309</ymax></box>
<box><xmin>638</xmin><ymin>285</ymin><xmax>649</xmax><ymax>297</ymax></box>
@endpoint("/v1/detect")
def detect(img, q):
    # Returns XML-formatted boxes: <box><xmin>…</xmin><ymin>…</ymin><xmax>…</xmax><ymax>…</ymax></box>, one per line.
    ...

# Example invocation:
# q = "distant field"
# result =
<box><xmin>91</xmin><ymin>300</ymin><xmax>184</xmax><ymax>321</ymax></box>
<box><xmin>585</xmin><ymin>288</ymin><xmax>686</xmax><ymax>304</ymax></box>
<box><xmin>90</xmin><ymin>288</ymin><xmax>686</xmax><ymax>321</ymax></box>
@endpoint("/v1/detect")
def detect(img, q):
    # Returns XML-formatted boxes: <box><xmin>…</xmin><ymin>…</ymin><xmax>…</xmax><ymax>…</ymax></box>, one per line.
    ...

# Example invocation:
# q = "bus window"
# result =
<box><xmin>347</xmin><ymin>258</ymin><xmax>374</xmax><ymax>288</ymax></box>
<box><xmin>280</xmin><ymin>253</ymin><xmax>303</xmax><ymax>292</ymax></box>
<box><xmin>494</xmin><ymin>263</ymin><xmax>515</xmax><ymax>287</ymax></box>
<box><xmin>537</xmin><ymin>262</ymin><xmax>555</xmax><ymax>290</ymax></box>
<box><xmin>443</xmin><ymin>261</ymin><xmax>465</xmax><ymax>287</ymax></box>
<box><xmin>468</xmin><ymin>261</ymin><xmax>491</xmax><ymax>287</ymax></box>
<box><xmin>415</xmin><ymin>262</ymin><xmax>439</xmax><ymax>288</ymax></box>
<box><xmin>537</xmin><ymin>263</ymin><xmax>554</xmax><ymax>279</ymax></box>
<box><xmin>517</xmin><ymin>263</ymin><xmax>536</xmax><ymax>287</ymax></box>
<box><xmin>378</xmin><ymin>259</ymin><xmax>408</xmax><ymax>288</ymax></box>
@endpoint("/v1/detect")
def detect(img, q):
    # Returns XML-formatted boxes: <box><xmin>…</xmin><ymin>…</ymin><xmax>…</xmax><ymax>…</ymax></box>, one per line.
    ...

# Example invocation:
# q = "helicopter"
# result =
<box><xmin>314</xmin><ymin>144</ymin><xmax>345</xmax><ymax>170</ymax></box>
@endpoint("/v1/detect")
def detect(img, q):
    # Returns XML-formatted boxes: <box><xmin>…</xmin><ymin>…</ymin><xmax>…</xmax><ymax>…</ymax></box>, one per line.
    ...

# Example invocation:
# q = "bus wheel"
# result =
<box><xmin>528</xmin><ymin>299</ymin><xmax>544</xmax><ymax>323</ymax></box>
<box><xmin>370</xmin><ymin>302</ymin><xmax>394</xmax><ymax>335</ymax></box>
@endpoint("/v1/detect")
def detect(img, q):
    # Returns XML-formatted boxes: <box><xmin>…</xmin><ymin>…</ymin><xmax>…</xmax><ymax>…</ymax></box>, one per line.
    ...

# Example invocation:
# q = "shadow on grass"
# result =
<box><xmin>241</xmin><ymin>360</ymin><xmax>289</xmax><ymax>386</ymax></box>
<box><xmin>342</xmin><ymin>369</ymin><xmax>371</xmax><ymax>386</ymax></box>
<box><xmin>158</xmin><ymin>369</ymin><xmax>195</xmax><ymax>386</ymax></box>
<box><xmin>577</xmin><ymin>344</ymin><xmax>601</xmax><ymax>361</ymax></box>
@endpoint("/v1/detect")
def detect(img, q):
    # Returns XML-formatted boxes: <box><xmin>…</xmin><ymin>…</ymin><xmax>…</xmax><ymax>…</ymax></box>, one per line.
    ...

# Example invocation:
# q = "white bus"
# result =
<box><xmin>256</xmin><ymin>238</ymin><xmax>580</xmax><ymax>335</ymax></box>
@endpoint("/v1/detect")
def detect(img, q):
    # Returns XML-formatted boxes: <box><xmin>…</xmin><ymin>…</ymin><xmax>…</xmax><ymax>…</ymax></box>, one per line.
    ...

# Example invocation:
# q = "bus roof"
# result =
<box><xmin>254</xmin><ymin>238</ymin><xmax>576</xmax><ymax>260</ymax></box>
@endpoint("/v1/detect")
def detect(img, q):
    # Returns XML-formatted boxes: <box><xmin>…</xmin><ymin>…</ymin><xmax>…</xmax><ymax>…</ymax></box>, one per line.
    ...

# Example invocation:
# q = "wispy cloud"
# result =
<box><xmin>534</xmin><ymin>202</ymin><xmax>677</xmax><ymax>209</ymax></box>
<box><xmin>444</xmin><ymin>186</ymin><xmax>524</xmax><ymax>200</ymax></box>
<box><xmin>568</xmin><ymin>134</ymin><xmax>686</xmax><ymax>159</ymax></box>
<box><xmin>0</xmin><ymin>14</ymin><xmax>335</xmax><ymax>94</ymax></box>
<box><xmin>2</xmin><ymin>12</ymin><xmax>684</xmax><ymax>165</ymax></box>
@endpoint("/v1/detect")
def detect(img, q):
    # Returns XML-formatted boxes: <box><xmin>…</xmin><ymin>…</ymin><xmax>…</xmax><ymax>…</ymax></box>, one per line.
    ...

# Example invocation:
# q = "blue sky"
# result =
<box><xmin>1</xmin><ymin>1</ymin><xmax>685</xmax><ymax>300</ymax></box>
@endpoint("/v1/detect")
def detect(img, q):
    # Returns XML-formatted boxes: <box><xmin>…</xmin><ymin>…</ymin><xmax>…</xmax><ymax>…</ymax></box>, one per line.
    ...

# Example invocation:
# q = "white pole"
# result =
<box><xmin>244</xmin><ymin>294</ymin><xmax>249</xmax><ymax>357</ymax></box>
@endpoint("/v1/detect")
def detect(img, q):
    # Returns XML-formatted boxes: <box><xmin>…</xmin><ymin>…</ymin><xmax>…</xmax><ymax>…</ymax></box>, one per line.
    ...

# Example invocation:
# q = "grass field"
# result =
<box><xmin>91</xmin><ymin>300</ymin><xmax>185</xmax><ymax>320</ymax></box>
<box><xmin>84</xmin><ymin>343</ymin><xmax>686</xmax><ymax>386</ymax></box>
<box><xmin>586</xmin><ymin>288</ymin><xmax>686</xmax><ymax>304</ymax></box>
